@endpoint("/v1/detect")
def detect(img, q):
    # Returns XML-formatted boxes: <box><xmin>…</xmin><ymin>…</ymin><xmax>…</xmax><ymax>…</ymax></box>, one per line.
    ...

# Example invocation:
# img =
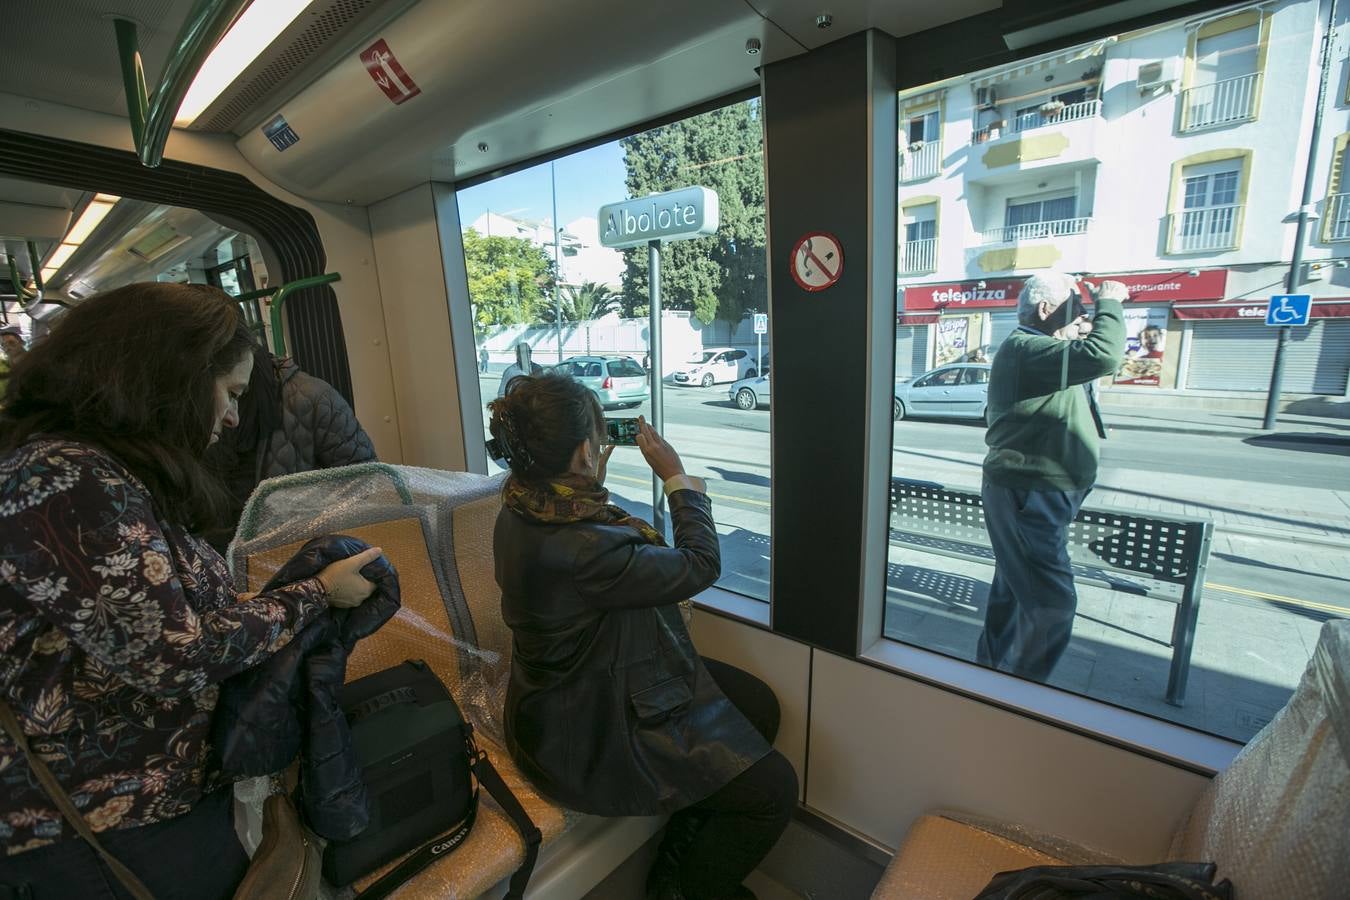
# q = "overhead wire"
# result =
<box><xmin>739</xmin><ymin>0</ymin><xmax>811</xmax><ymax>53</ymax></box>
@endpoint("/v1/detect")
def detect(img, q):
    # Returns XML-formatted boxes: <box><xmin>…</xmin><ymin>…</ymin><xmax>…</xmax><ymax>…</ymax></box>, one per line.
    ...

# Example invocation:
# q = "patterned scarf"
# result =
<box><xmin>503</xmin><ymin>472</ymin><xmax>666</xmax><ymax>546</ymax></box>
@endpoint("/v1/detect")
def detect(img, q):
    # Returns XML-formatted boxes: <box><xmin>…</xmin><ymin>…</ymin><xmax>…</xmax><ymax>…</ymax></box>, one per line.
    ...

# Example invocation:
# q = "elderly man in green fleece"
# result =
<box><xmin>978</xmin><ymin>272</ymin><xmax>1126</xmax><ymax>680</ymax></box>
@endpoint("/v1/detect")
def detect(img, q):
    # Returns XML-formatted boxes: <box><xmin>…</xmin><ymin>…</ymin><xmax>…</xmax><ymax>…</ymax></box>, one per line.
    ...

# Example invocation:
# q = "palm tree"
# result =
<box><xmin>537</xmin><ymin>281</ymin><xmax>621</xmax><ymax>324</ymax></box>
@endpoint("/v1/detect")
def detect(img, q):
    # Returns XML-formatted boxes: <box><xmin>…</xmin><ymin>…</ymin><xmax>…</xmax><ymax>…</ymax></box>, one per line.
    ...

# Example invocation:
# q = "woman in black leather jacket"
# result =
<box><xmin>490</xmin><ymin>374</ymin><xmax>797</xmax><ymax>900</ymax></box>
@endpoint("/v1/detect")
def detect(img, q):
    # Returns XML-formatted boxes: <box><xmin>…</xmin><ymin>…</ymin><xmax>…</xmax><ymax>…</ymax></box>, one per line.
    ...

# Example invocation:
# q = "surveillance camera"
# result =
<box><xmin>1187</xmin><ymin>269</ymin><xmax>1200</xmax><ymax>277</ymax></box>
<box><xmin>815</xmin><ymin>13</ymin><xmax>833</xmax><ymax>28</ymax></box>
<box><xmin>976</xmin><ymin>280</ymin><xmax>987</xmax><ymax>289</ymax></box>
<box><xmin>745</xmin><ymin>38</ymin><xmax>761</xmax><ymax>54</ymax></box>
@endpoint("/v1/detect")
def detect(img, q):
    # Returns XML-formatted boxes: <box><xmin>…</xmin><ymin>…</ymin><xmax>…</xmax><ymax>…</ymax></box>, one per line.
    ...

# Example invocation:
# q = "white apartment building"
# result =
<box><xmin>468</xmin><ymin>210</ymin><xmax>623</xmax><ymax>290</ymax></box>
<box><xmin>896</xmin><ymin>0</ymin><xmax>1350</xmax><ymax>401</ymax></box>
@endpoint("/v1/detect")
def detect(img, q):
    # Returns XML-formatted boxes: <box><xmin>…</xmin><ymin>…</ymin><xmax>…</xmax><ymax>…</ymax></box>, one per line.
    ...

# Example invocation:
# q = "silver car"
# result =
<box><xmin>554</xmin><ymin>355</ymin><xmax>650</xmax><ymax>409</ymax></box>
<box><xmin>728</xmin><ymin>372</ymin><xmax>770</xmax><ymax>410</ymax></box>
<box><xmin>893</xmin><ymin>363</ymin><xmax>991</xmax><ymax>423</ymax></box>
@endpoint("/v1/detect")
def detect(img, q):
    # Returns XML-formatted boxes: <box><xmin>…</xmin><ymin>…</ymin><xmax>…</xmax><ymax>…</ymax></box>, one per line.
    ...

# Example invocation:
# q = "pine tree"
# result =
<box><xmin>618</xmin><ymin>100</ymin><xmax>766</xmax><ymax>323</ymax></box>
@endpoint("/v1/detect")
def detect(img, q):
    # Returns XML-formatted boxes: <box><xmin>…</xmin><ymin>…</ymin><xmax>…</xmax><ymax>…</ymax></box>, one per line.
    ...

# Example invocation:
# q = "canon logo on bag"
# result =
<box><xmin>431</xmin><ymin>831</ymin><xmax>468</xmax><ymax>855</ymax></box>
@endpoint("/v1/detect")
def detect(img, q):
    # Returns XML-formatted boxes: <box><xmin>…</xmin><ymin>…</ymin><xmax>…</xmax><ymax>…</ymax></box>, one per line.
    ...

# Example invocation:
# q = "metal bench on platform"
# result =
<box><xmin>888</xmin><ymin>477</ymin><xmax>1214</xmax><ymax>705</ymax></box>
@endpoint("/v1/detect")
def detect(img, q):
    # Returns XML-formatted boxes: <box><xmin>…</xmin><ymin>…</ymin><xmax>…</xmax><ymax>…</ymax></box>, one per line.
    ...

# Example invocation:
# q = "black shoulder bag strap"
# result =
<box><xmin>472</xmin><ymin>750</ymin><xmax>542</xmax><ymax>899</ymax></box>
<box><xmin>355</xmin><ymin>748</ymin><xmax>541</xmax><ymax>900</ymax></box>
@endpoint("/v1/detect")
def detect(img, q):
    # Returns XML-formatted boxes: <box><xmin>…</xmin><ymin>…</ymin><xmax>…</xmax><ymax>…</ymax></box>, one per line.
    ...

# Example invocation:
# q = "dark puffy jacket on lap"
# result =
<box><xmin>495</xmin><ymin>489</ymin><xmax>770</xmax><ymax>817</ymax></box>
<box><xmin>211</xmin><ymin>535</ymin><xmax>399</xmax><ymax>840</ymax></box>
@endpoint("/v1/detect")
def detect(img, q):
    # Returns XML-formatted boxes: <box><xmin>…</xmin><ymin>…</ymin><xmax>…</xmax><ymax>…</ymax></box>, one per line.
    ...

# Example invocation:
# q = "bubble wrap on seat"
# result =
<box><xmin>227</xmin><ymin>462</ymin><xmax>510</xmax><ymax>742</ymax></box>
<box><xmin>1170</xmin><ymin>619</ymin><xmax>1349</xmax><ymax>899</ymax></box>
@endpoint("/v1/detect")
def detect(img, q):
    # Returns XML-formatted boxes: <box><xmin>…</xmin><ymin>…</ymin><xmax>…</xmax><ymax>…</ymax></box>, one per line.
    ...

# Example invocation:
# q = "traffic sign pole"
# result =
<box><xmin>648</xmin><ymin>239</ymin><xmax>665</xmax><ymax>537</ymax></box>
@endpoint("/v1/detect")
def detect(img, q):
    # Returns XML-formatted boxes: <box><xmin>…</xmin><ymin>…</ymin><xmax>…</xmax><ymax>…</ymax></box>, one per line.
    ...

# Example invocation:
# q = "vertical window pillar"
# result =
<box><xmin>762</xmin><ymin>32</ymin><xmax>897</xmax><ymax>654</ymax></box>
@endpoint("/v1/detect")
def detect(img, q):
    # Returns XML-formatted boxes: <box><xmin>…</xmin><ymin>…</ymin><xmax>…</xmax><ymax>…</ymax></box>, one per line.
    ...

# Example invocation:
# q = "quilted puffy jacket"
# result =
<box><xmin>204</xmin><ymin>357</ymin><xmax>376</xmax><ymax>551</ymax></box>
<box><xmin>210</xmin><ymin>535</ymin><xmax>400</xmax><ymax>840</ymax></box>
<box><xmin>261</xmin><ymin>358</ymin><xmax>376</xmax><ymax>480</ymax></box>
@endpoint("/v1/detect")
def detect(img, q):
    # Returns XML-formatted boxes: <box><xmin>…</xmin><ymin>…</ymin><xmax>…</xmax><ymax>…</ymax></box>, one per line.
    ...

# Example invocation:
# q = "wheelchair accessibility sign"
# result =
<box><xmin>1266</xmin><ymin>294</ymin><xmax>1312</xmax><ymax>326</ymax></box>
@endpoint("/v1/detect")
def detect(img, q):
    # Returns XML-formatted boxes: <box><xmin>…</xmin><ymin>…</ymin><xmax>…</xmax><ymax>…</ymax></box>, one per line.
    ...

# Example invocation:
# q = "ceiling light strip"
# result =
<box><xmin>175</xmin><ymin>0</ymin><xmax>317</xmax><ymax>127</ymax></box>
<box><xmin>42</xmin><ymin>194</ymin><xmax>121</xmax><ymax>283</ymax></box>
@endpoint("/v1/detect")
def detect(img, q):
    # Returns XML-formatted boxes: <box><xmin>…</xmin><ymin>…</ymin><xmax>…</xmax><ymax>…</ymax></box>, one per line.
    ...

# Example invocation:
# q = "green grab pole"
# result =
<box><xmin>139</xmin><ymin>0</ymin><xmax>251</xmax><ymax>167</ymax></box>
<box><xmin>267</xmin><ymin>273</ymin><xmax>342</xmax><ymax>357</ymax></box>
<box><xmin>234</xmin><ymin>287</ymin><xmax>277</xmax><ymax>303</ymax></box>
<box><xmin>6</xmin><ymin>257</ymin><xmax>27</xmax><ymax>305</ymax></box>
<box><xmin>114</xmin><ymin>0</ymin><xmax>251</xmax><ymax>167</ymax></box>
<box><xmin>113</xmin><ymin>18</ymin><xmax>149</xmax><ymax>152</ymax></box>
<box><xmin>26</xmin><ymin>242</ymin><xmax>43</xmax><ymax>292</ymax></box>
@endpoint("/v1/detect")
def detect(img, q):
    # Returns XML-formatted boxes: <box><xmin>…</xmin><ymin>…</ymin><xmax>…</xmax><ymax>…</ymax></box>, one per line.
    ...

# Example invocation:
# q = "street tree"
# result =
<box><xmin>536</xmin><ymin>280</ymin><xmax>622</xmax><ymax>324</ymax></box>
<box><xmin>618</xmin><ymin>100</ymin><xmax>766</xmax><ymax>323</ymax></box>
<box><xmin>461</xmin><ymin>227</ymin><xmax>556</xmax><ymax>326</ymax></box>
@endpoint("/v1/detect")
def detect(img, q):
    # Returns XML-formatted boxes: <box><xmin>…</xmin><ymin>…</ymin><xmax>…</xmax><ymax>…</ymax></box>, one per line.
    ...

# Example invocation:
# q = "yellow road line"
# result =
<box><xmin>1204</xmin><ymin>581</ymin><xmax>1348</xmax><ymax>615</ymax></box>
<box><xmin>607</xmin><ymin>473</ymin><xmax>772</xmax><ymax>508</ymax></box>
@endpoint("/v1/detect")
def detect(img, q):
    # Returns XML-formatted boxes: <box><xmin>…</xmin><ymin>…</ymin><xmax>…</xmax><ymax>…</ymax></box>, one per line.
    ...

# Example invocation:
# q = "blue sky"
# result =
<box><xmin>456</xmin><ymin>140</ymin><xmax>629</xmax><ymax>229</ymax></box>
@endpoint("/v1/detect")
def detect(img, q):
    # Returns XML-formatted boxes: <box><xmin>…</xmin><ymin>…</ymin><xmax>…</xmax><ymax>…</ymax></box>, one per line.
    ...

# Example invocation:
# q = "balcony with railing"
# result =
<box><xmin>1169</xmin><ymin>205</ymin><xmax>1242</xmax><ymax>253</ymax></box>
<box><xmin>1327</xmin><ymin>193</ymin><xmax>1350</xmax><ymax>242</ymax></box>
<box><xmin>1180</xmin><ymin>73</ymin><xmax>1261</xmax><ymax>132</ymax></box>
<box><xmin>980</xmin><ymin>217</ymin><xmax>1091</xmax><ymax>245</ymax></box>
<box><xmin>899</xmin><ymin>238</ymin><xmax>937</xmax><ymax>274</ymax></box>
<box><xmin>971</xmin><ymin>98</ymin><xmax>1101</xmax><ymax>144</ymax></box>
<box><xmin>900</xmin><ymin>141</ymin><xmax>942</xmax><ymax>182</ymax></box>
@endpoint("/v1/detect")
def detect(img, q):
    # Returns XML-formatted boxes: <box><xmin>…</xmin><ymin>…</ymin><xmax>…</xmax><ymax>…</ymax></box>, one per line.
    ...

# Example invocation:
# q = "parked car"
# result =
<box><xmin>553</xmin><ymin>355</ymin><xmax>650</xmax><ymax>408</ymax></box>
<box><xmin>893</xmin><ymin>363</ymin><xmax>991</xmax><ymax>423</ymax></box>
<box><xmin>728</xmin><ymin>372</ymin><xmax>770</xmax><ymax>410</ymax></box>
<box><xmin>672</xmin><ymin>347</ymin><xmax>757</xmax><ymax>387</ymax></box>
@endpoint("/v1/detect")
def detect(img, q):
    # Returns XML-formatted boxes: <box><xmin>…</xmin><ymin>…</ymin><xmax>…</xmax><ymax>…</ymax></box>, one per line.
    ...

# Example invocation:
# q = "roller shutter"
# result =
<box><xmin>895</xmin><ymin>325</ymin><xmax>930</xmax><ymax>379</ymax></box>
<box><xmin>988</xmin><ymin>311</ymin><xmax>1020</xmax><ymax>354</ymax></box>
<box><xmin>1186</xmin><ymin>319</ymin><xmax>1350</xmax><ymax>394</ymax></box>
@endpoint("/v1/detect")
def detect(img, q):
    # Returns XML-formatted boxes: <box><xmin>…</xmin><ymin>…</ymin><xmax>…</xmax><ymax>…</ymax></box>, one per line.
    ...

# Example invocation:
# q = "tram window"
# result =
<box><xmin>889</xmin><ymin>0</ymin><xmax>1349</xmax><ymax>743</ymax></box>
<box><xmin>457</xmin><ymin>97</ymin><xmax>770</xmax><ymax>601</ymax></box>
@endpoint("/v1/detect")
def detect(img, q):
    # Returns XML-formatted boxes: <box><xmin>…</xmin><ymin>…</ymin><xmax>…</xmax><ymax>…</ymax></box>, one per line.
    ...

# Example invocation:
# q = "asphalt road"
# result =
<box><xmin>477</xmin><ymin>372</ymin><xmax>1350</xmax><ymax>622</ymax></box>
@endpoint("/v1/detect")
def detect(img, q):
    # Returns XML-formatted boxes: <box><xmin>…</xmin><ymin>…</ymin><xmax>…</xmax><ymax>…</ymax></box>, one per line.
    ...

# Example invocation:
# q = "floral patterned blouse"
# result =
<box><xmin>0</xmin><ymin>438</ymin><xmax>328</xmax><ymax>857</ymax></box>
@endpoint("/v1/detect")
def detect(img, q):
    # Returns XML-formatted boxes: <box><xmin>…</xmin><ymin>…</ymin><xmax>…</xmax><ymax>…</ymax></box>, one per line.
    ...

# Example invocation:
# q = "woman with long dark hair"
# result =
<box><xmin>490</xmin><ymin>372</ymin><xmax>797</xmax><ymax>900</ymax></box>
<box><xmin>0</xmin><ymin>283</ymin><xmax>380</xmax><ymax>898</ymax></box>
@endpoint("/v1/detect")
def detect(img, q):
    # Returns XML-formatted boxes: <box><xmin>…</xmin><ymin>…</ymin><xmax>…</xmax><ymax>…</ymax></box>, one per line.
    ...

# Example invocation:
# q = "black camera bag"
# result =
<box><xmin>322</xmin><ymin>660</ymin><xmax>540</xmax><ymax>899</ymax></box>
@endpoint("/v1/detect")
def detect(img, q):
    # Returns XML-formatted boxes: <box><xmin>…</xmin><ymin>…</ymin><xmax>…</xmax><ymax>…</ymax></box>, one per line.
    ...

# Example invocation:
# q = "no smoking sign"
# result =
<box><xmin>790</xmin><ymin>232</ymin><xmax>843</xmax><ymax>292</ymax></box>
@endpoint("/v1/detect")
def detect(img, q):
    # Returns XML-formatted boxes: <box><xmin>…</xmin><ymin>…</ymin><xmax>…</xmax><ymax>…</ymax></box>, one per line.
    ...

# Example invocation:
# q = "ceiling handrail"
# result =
<box><xmin>113</xmin><ymin>0</ymin><xmax>251</xmax><ymax>168</ymax></box>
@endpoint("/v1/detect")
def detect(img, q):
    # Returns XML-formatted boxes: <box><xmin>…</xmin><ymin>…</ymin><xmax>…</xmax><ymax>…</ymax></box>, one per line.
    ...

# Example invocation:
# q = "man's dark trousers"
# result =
<box><xmin>977</xmin><ymin>479</ymin><xmax>1091</xmax><ymax>680</ymax></box>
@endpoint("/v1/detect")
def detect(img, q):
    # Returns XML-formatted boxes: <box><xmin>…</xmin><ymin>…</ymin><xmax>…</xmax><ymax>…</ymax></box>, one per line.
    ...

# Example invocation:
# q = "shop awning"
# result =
<box><xmin>970</xmin><ymin>40</ymin><xmax>1109</xmax><ymax>89</ymax></box>
<box><xmin>1172</xmin><ymin>301</ymin><xmax>1350</xmax><ymax>320</ymax></box>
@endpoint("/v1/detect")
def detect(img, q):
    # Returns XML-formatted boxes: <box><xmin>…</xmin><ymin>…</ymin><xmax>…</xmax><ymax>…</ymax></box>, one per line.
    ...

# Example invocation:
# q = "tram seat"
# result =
<box><xmin>871</xmin><ymin>619</ymin><xmax>1349</xmax><ymax>899</ymax></box>
<box><xmin>229</xmin><ymin>464</ymin><xmax>665</xmax><ymax>899</ymax></box>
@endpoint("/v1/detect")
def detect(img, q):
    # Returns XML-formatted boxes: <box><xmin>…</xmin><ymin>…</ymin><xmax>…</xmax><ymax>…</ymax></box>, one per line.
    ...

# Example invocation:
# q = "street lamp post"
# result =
<box><xmin>551</xmin><ymin>161</ymin><xmax>564</xmax><ymax>363</ymax></box>
<box><xmin>1263</xmin><ymin>0</ymin><xmax>1336</xmax><ymax>429</ymax></box>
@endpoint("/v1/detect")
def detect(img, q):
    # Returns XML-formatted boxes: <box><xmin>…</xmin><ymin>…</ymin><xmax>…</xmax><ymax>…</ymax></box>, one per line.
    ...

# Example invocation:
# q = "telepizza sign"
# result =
<box><xmin>904</xmin><ymin>279</ymin><xmax>1023</xmax><ymax>311</ymax></box>
<box><xmin>904</xmin><ymin>270</ymin><xmax>1229</xmax><ymax>312</ymax></box>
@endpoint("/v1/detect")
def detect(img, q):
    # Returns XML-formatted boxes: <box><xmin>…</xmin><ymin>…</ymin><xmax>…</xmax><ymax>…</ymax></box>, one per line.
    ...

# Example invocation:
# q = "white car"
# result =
<box><xmin>728</xmin><ymin>372</ymin><xmax>770</xmax><ymax>410</ymax></box>
<box><xmin>672</xmin><ymin>347</ymin><xmax>757</xmax><ymax>387</ymax></box>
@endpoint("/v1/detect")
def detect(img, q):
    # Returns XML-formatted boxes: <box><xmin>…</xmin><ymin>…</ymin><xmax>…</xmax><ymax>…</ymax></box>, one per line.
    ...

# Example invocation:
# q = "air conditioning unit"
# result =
<box><xmin>975</xmin><ymin>86</ymin><xmax>997</xmax><ymax>109</ymax></box>
<box><xmin>1137</xmin><ymin>59</ymin><xmax>1178</xmax><ymax>94</ymax></box>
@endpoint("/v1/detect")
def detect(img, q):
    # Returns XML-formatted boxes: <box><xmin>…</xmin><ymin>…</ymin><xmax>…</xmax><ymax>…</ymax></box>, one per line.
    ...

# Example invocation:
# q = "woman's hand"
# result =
<box><xmin>634</xmin><ymin>416</ymin><xmax>685</xmax><ymax>482</ymax></box>
<box><xmin>316</xmin><ymin>546</ymin><xmax>384</xmax><ymax>608</ymax></box>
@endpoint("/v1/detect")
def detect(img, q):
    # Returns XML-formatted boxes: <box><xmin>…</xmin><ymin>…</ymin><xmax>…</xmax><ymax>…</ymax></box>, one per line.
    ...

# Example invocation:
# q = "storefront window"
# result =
<box><xmin>889</xmin><ymin>0</ymin><xmax>1349</xmax><ymax>742</ymax></box>
<box><xmin>457</xmin><ymin>98</ymin><xmax>771</xmax><ymax>601</ymax></box>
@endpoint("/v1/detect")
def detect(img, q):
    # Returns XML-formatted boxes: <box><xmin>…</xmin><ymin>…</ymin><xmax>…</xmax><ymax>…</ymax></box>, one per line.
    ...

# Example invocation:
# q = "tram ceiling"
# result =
<box><xmin>0</xmin><ymin>1</ymin><xmax>197</xmax><ymax>119</ymax></box>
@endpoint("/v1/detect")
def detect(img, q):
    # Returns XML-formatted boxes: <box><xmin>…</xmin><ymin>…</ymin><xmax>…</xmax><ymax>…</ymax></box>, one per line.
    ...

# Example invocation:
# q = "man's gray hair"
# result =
<box><xmin>1017</xmin><ymin>272</ymin><xmax>1078</xmax><ymax>326</ymax></box>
